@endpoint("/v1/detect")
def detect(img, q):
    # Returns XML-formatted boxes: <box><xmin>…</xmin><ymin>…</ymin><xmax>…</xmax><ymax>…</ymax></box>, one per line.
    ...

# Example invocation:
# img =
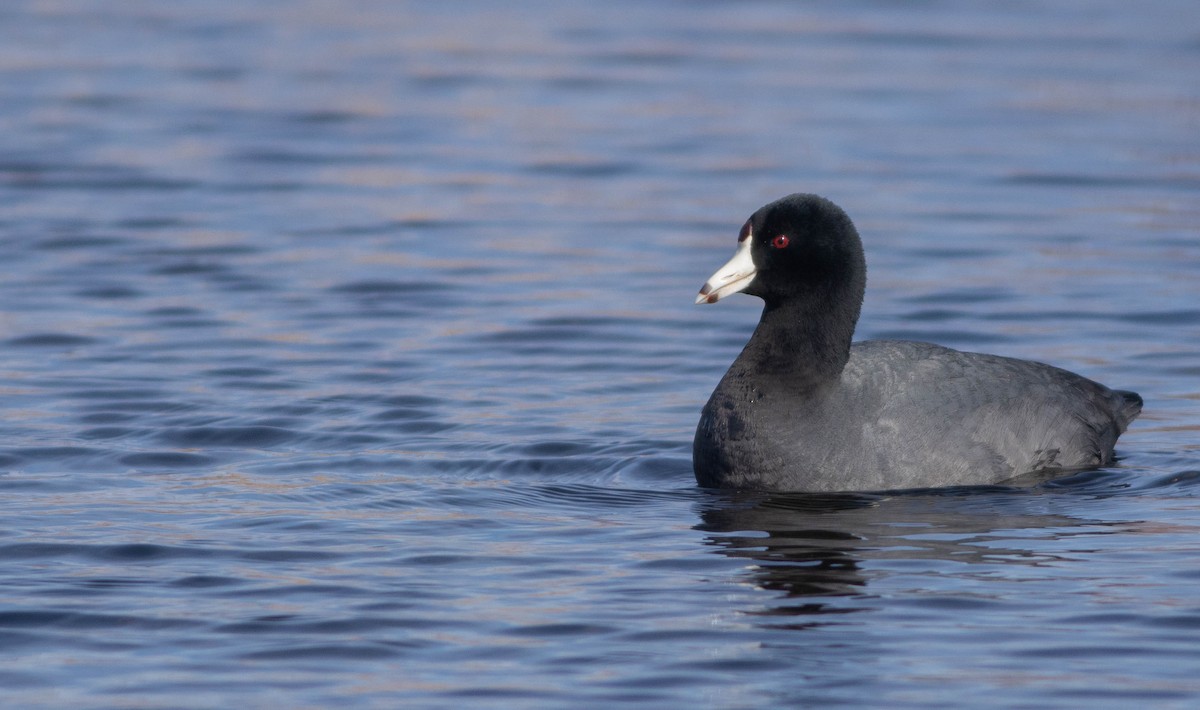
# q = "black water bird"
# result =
<box><xmin>694</xmin><ymin>194</ymin><xmax>1141</xmax><ymax>491</ymax></box>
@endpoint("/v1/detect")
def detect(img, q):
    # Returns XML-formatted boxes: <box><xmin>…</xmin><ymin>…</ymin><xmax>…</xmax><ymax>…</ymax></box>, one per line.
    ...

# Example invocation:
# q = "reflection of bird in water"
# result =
<box><xmin>695</xmin><ymin>489</ymin><xmax>1095</xmax><ymax>624</ymax></box>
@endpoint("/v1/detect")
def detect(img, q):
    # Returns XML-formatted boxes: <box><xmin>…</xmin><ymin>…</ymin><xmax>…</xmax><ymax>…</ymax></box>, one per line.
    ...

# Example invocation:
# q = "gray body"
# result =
<box><xmin>694</xmin><ymin>339</ymin><xmax>1142</xmax><ymax>491</ymax></box>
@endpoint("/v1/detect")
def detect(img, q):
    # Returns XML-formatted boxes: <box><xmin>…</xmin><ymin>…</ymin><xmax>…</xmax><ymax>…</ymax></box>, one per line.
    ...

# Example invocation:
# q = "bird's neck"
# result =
<box><xmin>733</xmin><ymin>294</ymin><xmax>859</xmax><ymax>390</ymax></box>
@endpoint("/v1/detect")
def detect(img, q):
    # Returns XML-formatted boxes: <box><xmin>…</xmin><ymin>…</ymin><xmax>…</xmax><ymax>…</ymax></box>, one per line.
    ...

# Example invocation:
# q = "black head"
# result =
<box><xmin>696</xmin><ymin>193</ymin><xmax>869</xmax><ymax>379</ymax></box>
<box><xmin>698</xmin><ymin>193</ymin><xmax>866</xmax><ymax>310</ymax></box>
<box><xmin>741</xmin><ymin>194</ymin><xmax>865</xmax><ymax>306</ymax></box>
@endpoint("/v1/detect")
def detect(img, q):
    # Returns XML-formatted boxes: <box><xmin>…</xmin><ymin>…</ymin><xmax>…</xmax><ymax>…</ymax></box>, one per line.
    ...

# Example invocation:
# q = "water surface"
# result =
<box><xmin>2</xmin><ymin>1</ymin><xmax>1199</xmax><ymax>707</ymax></box>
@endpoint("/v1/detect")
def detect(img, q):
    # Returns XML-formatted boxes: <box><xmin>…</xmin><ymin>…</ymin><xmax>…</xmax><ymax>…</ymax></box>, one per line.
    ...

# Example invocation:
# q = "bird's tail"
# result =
<box><xmin>1113</xmin><ymin>390</ymin><xmax>1143</xmax><ymax>432</ymax></box>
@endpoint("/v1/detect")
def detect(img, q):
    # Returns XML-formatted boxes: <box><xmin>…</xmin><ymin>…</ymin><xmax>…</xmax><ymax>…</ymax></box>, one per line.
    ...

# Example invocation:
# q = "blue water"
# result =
<box><xmin>2</xmin><ymin>1</ymin><xmax>1199</xmax><ymax>707</ymax></box>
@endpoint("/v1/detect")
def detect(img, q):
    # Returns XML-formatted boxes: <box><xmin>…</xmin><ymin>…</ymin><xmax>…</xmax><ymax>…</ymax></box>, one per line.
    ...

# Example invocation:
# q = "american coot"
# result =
<box><xmin>693</xmin><ymin>194</ymin><xmax>1141</xmax><ymax>492</ymax></box>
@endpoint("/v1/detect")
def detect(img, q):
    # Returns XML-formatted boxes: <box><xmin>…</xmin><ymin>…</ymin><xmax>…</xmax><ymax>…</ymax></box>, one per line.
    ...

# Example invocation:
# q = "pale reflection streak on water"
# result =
<box><xmin>1</xmin><ymin>1</ymin><xmax>1199</xmax><ymax>708</ymax></box>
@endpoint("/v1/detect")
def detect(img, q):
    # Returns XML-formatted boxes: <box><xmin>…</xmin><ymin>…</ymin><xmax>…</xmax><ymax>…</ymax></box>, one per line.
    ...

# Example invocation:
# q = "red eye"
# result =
<box><xmin>772</xmin><ymin>234</ymin><xmax>790</xmax><ymax>249</ymax></box>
